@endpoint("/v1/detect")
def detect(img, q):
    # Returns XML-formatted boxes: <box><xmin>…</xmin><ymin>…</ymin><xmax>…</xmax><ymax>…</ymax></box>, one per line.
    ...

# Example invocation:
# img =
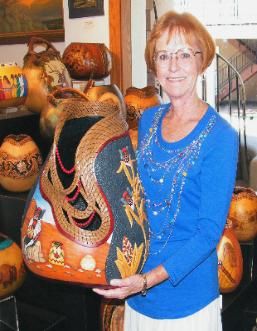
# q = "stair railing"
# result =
<box><xmin>216</xmin><ymin>53</ymin><xmax>249</xmax><ymax>184</ymax></box>
<box><xmin>219</xmin><ymin>50</ymin><xmax>256</xmax><ymax>89</ymax></box>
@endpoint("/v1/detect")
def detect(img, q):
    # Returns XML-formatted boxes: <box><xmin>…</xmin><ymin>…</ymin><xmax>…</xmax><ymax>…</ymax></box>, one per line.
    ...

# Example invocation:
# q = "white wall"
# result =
<box><xmin>131</xmin><ymin>0</ymin><xmax>147</xmax><ymax>87</ymax></box>
<box><xmin>0</xmin><ymin>43</ymin><xmax>39</xmax><ymax>68</ymax></box>
<box><xmin>0</xmin><ymin>0</ymin><xmax>109</xmax><ymax>67</ymax></box>
<box><xmin>63</xmin><ymin>0</ymin><xmax>109</xmax><ymax>46</ymax></box>
<box><xmin>207</xmin><ymin>26</ymin><xmax>257</xmax><ymax>40</ymax></box>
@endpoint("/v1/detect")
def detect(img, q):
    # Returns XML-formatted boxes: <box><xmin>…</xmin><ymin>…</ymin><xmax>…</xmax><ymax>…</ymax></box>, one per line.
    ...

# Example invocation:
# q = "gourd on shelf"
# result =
<box><xmin>0</xmin><ymin>232</ymin><xmax>26</xmax><ymax>299</ymax></box>
<box><xmin>0</xmin><ymin>63</ymin><xmax>28</xmax><ymax>109</ymax></box>
<box><xmin>217</xmin><ymin>220</ymin><xmax>243</xmax><ymax>293</ymax></box>
<box><xmin>0</xmin><ymin>134</ymin><xmax>42</xmax><ymax>193</ymax></box>
<box><xmin>228</xmin><ymin>186</ymin><xmax>257</xmax><ymax>242</ymax></box>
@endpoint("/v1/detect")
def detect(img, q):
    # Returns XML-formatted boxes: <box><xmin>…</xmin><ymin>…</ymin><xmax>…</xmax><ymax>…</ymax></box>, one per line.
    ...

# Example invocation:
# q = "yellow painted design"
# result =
<box><xmin>48</xmin><ymin>241</ymin><xmax>65</xmax><ymax>266</ymax></box>
<box><xmin>116</xmin><ymin>151</ymin><xmax>149</xmax><ymax>276</ymax></box>
<box><xmin>117</xmin><ymin>156</ymin><xmax>147</xmax><ymax>240</ymax></box>
<box><xmin>115</xmin><ymin>242</ymin><xmax>144</xmax><ymax>278</ymax></box>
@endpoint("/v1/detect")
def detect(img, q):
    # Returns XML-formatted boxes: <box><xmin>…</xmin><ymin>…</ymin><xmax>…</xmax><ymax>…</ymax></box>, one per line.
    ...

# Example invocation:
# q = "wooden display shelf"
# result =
<box><xmin>0</xmin><ymin>106</ymin><xmax>34</xmax><ymax>120</ymax></box>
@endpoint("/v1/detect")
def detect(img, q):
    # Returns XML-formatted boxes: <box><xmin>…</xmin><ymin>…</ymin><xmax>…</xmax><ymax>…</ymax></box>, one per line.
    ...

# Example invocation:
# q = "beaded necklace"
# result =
<box><xmin>137</xmin><ymin>106</ymin><xmax>216</xmax><ymax>255</ymax></box>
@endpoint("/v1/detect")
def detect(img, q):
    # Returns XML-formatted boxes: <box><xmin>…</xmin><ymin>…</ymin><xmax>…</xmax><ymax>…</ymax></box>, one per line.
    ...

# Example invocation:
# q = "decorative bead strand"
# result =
<box><xmin>65</xmin><ymin>181</ymin><xmax>81</xmax><ymax>202</ymax></box>
<box><xmin>56</xmin><ymin>146</ymin><xmax>75</xmax><ymax>174</ymax></box>
<box><xmin>73</xmin><ymin>211</ymin><xmax>96</xmax><ymax>228</ymax></box>
<box><xmin>137</xmin><ymin>106</ymin><xmax>216</xmax><ymax>255</ymax></box>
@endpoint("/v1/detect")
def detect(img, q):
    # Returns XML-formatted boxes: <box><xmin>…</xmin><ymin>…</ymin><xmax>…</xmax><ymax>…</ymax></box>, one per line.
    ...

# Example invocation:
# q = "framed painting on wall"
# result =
<box><xmin>68</xmin><ymin>0</ymin><xmax>104</xmax><ymax>18</ymax></box>
<box><xmin>0</xmin><ymin>0</ymin><xmax>64</xmax><ymax>45</ymax></box>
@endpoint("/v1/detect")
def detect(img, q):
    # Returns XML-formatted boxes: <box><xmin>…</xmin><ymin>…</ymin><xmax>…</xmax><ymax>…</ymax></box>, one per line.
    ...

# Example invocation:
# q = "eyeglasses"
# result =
<box><xmin>154</xmin><ymin>48</ymin><xmax>202</xmax><ymax>67</ymax></box>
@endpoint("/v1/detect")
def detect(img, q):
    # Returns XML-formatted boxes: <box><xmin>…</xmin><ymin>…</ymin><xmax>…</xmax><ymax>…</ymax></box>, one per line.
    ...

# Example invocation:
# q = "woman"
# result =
<box><xmin>93</xmin><ymin>10</ymin><xmax>238</xmax><ymax>331</ymax></box>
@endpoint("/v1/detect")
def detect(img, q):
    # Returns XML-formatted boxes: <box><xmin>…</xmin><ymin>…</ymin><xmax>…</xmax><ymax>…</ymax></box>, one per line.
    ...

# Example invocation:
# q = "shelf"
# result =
<box><xmin>0</xmin><ymin>187</ymin><xmax>28</xmax><ymax>201</ymax></box>
<box><xmin>17</xmin><ymin>301</ymin><xmax>66</xmax><ymax>331</ymax></box>
<box><xmin>0</xmin><ymin>106</ymin><xmax>35</xmax><ymax>121</ymax></box>
<box><xmin>0</xmin><ymin>295</ymin><xmax>66</xmax><ymax>331</ymax></box>
<box><xmin>0</xmin><ymin>106</ymin><xmax>50</xmax><ymax>161</ymax></box>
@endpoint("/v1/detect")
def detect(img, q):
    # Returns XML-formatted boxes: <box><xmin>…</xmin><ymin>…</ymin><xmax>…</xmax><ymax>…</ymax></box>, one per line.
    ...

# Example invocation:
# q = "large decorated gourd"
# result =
<box><xmin>0</xmin><ymin>134</ymin><xmax>42</xmax><ymax>192</ymax></box>
<box><xmin>40</xmin><ymin>87</ymin><xmax>88</xmax><ymax>141</ymax></box>
<box><xmin>125</xmin><ymin>86</ymin><xmax>161</xmax><ymax>150</ymax></box>
<box><xmin>23</xmin><ymin>37</ymin><xmax>72</xmax><ymax>113</ymax></box>
<box><xmin>125</xmin><ymin>86</ymin><xmax>161</xmax><ymax>130</ymax></box>
<box><xmin>217</xmin><ymin>221</ymin><xmax>243</xmax><ymax>293</ymax></box>
<box><xmin>0</xmin><ymin>233</ymin><xmax>26</xmax><ymax>299</ymax></box>
<box><xmin>84</xmin><ymin>84</ymin><xmax>126</xmax><ymax>120</ymax></box>
<box><xmin>21</xmin><ymin>99</ymin><xmax>149</xmax><ymax>287</ymax></box>
<box><xmin>0</xmin><ymin>63</ymin><xmax>28</xmax><ymax>109</ymax></box>
<box><xmin>62</xmin><ymin>43</ymin><xmax>112</xmax><ymax>80</ymax></box>
<box><xmin>228</xmin><ymin>186</ymin><xmax>257</xmax><ymax>242</ymax></box>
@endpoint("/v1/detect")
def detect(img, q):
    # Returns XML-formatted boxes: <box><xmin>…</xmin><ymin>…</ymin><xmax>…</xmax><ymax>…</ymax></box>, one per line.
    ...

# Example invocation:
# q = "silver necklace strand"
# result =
<box><xmin>137</xmin><ymin>106</ymin><xmax>216</xmax><ymax>255</ymax></box>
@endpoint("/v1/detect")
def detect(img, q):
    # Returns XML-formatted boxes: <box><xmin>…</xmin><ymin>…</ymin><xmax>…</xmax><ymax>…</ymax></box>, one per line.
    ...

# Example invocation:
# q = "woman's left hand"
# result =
<box><xmin>92</xmin><ymin>274</ymin><xmax>144</xmax><ymax>300</ymax></box>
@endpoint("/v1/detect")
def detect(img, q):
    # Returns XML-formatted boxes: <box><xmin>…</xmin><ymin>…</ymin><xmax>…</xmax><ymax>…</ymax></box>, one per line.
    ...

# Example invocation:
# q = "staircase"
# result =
<box><xmin>218</xmin><ymin>39</ymin><xmax>257</xmax><ymax>101</ymax></box>
<box><xmin>216</xmin><ymin>53</ymin><xmax>249</xmax><ymax>184</ymax></box>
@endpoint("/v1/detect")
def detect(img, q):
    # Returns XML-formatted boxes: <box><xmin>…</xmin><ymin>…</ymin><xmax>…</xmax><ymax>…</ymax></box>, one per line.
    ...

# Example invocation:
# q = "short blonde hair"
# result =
<box><xmin>145</xmin><ymin>11</ymin><xmax>216</xmax><ymax>74</ymax></box>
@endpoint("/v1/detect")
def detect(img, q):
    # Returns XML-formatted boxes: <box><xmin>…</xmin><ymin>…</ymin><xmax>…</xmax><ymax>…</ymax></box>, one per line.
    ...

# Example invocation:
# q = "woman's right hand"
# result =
<box><xmin>93</xmin><ymin>273</ymin><xmax>145</xmax><ymax>299</ymax></box>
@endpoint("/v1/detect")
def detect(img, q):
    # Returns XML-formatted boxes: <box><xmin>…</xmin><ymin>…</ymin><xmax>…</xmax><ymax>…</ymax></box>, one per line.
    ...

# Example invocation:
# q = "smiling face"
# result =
<box><xmin>155</xmin><ymin>30</ymin><xmax>203</xmax><ymax>102</ymax></box>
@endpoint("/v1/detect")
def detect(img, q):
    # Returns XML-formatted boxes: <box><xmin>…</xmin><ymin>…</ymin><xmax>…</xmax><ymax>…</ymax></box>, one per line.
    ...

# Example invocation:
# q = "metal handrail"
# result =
<box><xmin>216</xmin><ymin>53</ymin><xmax>249</xmax><ymax>183</ymax></box>
<box><xmin>218</xmin><ymin>50</ymin><xmax>256</xmax><ymax>88</ymax></box>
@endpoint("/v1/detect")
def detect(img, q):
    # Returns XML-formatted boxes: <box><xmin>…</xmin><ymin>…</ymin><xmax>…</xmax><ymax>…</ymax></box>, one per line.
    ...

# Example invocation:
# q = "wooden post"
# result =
<box><xmin>109</xmin><ymin>0</ymin><xmax>132</xmax><ymax>94</ymax></box>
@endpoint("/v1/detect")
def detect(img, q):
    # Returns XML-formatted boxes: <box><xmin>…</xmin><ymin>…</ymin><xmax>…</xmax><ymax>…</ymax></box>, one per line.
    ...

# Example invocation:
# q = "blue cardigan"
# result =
<box><xmin>127</xmin><ymin>103</ymin><xmax>239</xmax><ymax>319</ymax></box>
